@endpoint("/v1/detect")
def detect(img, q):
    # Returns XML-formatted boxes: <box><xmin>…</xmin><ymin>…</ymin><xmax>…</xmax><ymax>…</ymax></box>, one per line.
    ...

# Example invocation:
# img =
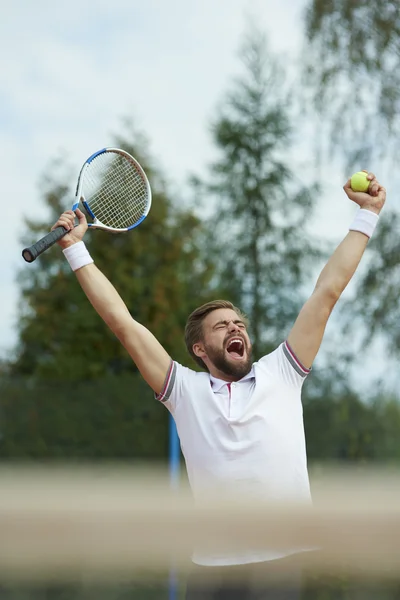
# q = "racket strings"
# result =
<box><xmin>87</xmin><ymin>164</ymin><xmax>146</xmax><ymax>227</ymax></box>
<box><xmin>83</xmin><ymin>153</ymin><xmax>150</xmax><ymax>229</ymax></box>
<box><xmin>88</xmin><ymin>173</ymin><xmax>144</xmax><ymax>228</ymax></box>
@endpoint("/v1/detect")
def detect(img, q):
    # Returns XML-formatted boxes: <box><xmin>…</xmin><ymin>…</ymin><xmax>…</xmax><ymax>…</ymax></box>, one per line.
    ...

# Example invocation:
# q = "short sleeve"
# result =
<box><xmin>155</xmin><ymin>360</ymin><xmax>177</xmax><ymax>403</ymax></box>
<box><xmin>256</xmin><ymin>341</ymin><xmax>311</xmax><ymax>388</ymax></box>
<box><xmin>155</xmin><ymin>360</ymin><xmax>200</xmax><ymax>414</ymax></box>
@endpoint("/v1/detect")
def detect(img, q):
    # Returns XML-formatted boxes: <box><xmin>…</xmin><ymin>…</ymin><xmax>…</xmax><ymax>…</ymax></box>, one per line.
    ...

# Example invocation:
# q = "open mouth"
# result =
<box><xmin>226</xmin><ymin>337</ymin><xmax>245</xmax><ymax>360</ymax></box>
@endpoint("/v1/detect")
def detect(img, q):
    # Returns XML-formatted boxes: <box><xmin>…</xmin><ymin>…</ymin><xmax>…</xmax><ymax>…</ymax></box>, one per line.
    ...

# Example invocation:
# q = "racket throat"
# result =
<box><xmin>83</xmin><ymin>200</ymin><xmax>95</xmax><ymax>220</ymax></box>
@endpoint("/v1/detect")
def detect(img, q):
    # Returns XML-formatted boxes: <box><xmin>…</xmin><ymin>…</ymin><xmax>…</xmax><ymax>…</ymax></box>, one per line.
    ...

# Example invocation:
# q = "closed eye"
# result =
<box><xmin>213</xmin><ymin>320</ymin><xmax>247</xmax><ymax>330</ymax></box>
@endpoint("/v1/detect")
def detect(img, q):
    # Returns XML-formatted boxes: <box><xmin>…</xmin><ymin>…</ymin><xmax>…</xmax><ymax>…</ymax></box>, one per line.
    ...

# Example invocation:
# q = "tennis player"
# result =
<box><xmin>53</xmin><ymin>172</ymin><xmax>385</xmax><ymax>599</ymax></box>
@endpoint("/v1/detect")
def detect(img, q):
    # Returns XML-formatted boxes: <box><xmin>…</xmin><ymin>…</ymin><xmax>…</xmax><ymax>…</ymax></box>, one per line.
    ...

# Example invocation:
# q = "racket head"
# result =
<box><xmin>74</xmin><ymin>148</ymin><xmax>152</xmax><ymax>232</ymax></box>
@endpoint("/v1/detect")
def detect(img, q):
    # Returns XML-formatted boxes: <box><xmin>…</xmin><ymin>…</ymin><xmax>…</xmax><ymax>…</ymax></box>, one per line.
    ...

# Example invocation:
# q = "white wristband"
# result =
<box><xmin>349</xmin><ymin>208</ymin><xmax>379</xmax><ymax>239</ymax></box>
<box><xmin>62</xmin><ymin>241</ymin><xmax>94</xmax><ymax>271</ymax></box>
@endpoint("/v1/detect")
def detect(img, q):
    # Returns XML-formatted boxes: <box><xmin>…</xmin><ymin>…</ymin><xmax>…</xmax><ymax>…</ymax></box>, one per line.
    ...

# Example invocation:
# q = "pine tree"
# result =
<box><xmin>14</xmin><ymin>124</ymin><xmax>216</xmax><ymax>380</ymax></box>
<box><xmin>302</xmin><ymin>0</ymin><xmax>400</xmax><ymax>169</ymax></box>
<box><xmin>301</xmin><ymin>0</ymin><xmax>400</xmax><ymax>380</ymax></box>
<box><xmin>340</xmin><ymin>211</ymin><xmax>400</xmax><ymax>362</ymax></box>
<box><xmin>4</xmin><ymin>124</ymin><xmax>219</xmax><ymax>460</ymax></box>
<box><xmin>198</xmin><ymin>28</ymin><xmax>321</xmax><ymax>358</ymax></box>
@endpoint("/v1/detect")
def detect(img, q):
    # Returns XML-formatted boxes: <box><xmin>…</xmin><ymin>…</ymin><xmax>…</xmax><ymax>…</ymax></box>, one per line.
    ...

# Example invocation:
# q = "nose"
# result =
<box><xmin>228</xmin><ymin>321</ymin><xmax>240</xmax><ymax>333</ymax></box>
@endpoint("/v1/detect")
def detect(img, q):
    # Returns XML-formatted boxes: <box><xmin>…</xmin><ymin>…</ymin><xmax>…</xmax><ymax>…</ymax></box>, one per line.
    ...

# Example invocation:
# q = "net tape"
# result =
<box><xmin>1</xmin><ymin>467</ymin><xmax>400</xmax><ymax>582</ymax></box>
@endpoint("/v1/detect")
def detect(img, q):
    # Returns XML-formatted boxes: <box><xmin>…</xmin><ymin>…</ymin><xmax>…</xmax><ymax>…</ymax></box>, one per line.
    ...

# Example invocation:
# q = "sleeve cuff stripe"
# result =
<box><xmin>156</xmin><ymin>360</ymin><xmax>177</xmax><ymax>403</ymax></box>
<box><xmin>283</xmin><ymin>342</ymin><xmax>311</xmax><ymax>377</ymax></box>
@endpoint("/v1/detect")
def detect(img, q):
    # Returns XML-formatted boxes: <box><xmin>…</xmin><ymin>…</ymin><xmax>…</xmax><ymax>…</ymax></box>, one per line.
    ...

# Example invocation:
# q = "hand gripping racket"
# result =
<box><xmin>22</xmin><ymin>147</ymin><xmax>152</xmax><ymax>263</ymax></box>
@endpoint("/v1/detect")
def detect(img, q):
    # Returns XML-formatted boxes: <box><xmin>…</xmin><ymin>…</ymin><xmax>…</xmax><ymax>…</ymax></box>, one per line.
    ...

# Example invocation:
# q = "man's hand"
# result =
<box><xmin>52</xmin><ymin>208</ymin><xmax>88</xmax><ymax>249</ymax></box>
<box><xmin>343</xmin><ymin>170</ymin><xmax>386</xmax><ymax>215</ymax></box>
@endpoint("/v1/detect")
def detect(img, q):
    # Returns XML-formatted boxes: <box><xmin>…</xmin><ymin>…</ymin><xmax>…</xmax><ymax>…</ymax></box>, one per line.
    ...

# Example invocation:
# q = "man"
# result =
<box><xmin>53</xmin><ymin>172</ymin><xmax>385</xmax><ymax>599</ymax></box>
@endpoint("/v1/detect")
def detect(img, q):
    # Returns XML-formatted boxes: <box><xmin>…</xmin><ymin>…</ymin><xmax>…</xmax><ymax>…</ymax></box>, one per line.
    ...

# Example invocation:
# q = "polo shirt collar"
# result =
<box><xmin>209</xmin><ymin>366</ymin><xmax>255</xmax><ymax>392</ymax></box>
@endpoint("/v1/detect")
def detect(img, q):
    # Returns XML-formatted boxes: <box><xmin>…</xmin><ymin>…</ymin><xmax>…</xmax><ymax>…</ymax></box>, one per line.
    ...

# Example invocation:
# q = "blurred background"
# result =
<box><xmin>2</xmin><ymin>0</ymin><xmax>400</xmax><ymax>597</ymax></box>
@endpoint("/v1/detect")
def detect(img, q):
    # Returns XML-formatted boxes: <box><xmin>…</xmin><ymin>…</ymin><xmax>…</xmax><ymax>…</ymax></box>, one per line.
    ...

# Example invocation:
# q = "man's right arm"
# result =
<box><xmin>75</xmin><ymin>263</ymin><xmax>172</xmax><ymax>395</ymax></box>
<box><xmin>53</xmin><ymin>209</ymin><xmax>172</xmax><ymax>395</ymax></box>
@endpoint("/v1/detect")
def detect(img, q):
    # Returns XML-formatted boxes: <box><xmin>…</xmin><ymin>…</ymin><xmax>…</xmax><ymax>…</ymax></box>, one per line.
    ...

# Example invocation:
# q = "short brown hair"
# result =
<box><xmin>185</xmin><ymin>300</ymin><xmax>249</xmax><ymax>370</ymax></box>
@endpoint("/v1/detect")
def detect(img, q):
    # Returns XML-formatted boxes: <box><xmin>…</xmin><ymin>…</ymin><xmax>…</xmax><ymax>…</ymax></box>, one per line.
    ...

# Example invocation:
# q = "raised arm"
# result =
<box><xmin>287</xmin><ymin>171</ymin><xmax>386</xmax><ymax>370</ymax></box>
<box><xmin>53</xmin><ymin>209</ymin><xmax>171</xmax><ymax>395</ymax></box>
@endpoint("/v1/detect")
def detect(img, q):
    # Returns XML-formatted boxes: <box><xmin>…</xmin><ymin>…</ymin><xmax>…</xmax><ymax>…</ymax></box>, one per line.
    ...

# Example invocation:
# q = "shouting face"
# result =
<box><xmin>193</xmin><ymin>308</ymin><xmax>253</xmax><ymax>381</ymax></box>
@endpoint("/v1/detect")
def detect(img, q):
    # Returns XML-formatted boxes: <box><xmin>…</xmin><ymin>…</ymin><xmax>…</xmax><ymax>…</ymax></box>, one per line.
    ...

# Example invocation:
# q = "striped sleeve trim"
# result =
<box><xmin>156</xmin><ymin>360</ymin><xmax>177</xmax><ymax>403</ymax></box>
<box><xmin>282</xmin><ymin>341</ymin><xmax>311</xmax><ymax>378</ymax></box>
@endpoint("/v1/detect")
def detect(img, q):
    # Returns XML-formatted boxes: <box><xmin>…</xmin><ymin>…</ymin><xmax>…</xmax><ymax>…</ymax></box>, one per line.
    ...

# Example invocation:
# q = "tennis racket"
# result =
<box><xmin>22</xmin><ymin>147</ymin><xmax>152</xmax><ymax>263</ymax></box>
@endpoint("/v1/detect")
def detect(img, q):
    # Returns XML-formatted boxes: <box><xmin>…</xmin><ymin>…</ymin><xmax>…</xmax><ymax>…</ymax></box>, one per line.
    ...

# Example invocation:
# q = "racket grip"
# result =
<box><xmin>22</xmin><ymin>226</ymin><xmax>69</xmax><ymax>263</ymax></box>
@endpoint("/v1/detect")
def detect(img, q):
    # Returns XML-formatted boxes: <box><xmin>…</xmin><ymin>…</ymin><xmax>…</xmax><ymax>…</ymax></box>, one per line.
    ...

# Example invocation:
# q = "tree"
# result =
<box><xmin>14</xmin><ymin>124</ymin><xmax>216</xmax><ymax>380</ymax></box>
<box><xmin>4</xmin><ymin>123</ymin><xmax>220</xmax><ymax>461</ymax></box>
<box><xmin>339</xmin><ymin>210</ymin><xmax>400</xmax><ymax>364</ymax></box>
<box><xmin>301</xmin><ymin>0</ymin><xmax>400</xmax><ymax>381</ymax></box>
<box><xmin>302</xmin><ymin>0</ymin><xmax>400</xmax><ymax>170</ymax></box>
<box><xmin>196</xmin><ymin>27</ymin><xmax>322</xmax><ymax>358</ymax></box>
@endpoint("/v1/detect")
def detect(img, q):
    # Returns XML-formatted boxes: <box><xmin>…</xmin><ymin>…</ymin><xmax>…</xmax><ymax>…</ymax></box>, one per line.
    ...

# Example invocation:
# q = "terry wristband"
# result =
<box><xmin>349</xmin><ymin>209</ymin><xmax>379</xmax><ymax>239</ymax></box>
<box><xmin>63</xmin><ymin>241</ymin><xmax>94</xmax><ymax>271</ymax></box>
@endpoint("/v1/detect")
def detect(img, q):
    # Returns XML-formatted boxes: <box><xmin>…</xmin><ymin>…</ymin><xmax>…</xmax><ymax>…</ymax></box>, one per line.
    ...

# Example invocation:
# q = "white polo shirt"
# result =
<box><xmin>157</xmin><ymin>341</ymin><xmax>312</xmax><ymax>566</ymax></box>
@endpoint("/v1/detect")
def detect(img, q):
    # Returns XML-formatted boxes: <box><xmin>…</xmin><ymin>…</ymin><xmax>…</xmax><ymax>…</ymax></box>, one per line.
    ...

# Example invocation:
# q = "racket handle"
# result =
<box><xmin>22</xmin><ymin>226</ymin><xmax>69</xmax><ymax>263</ymax></box>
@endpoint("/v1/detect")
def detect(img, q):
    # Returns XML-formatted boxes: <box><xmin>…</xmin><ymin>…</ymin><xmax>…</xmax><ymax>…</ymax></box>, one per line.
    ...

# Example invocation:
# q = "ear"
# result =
<box><xmin>193</xmin><ymin>342</ymin><xmax>206</xmax><ymax>359</ymax></box>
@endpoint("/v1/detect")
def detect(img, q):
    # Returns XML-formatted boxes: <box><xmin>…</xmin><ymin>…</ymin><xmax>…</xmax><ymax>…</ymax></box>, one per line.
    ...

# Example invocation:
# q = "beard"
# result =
<box><xmin>203</xmin><ymin>341</ymin><xmax>253</xmax><ymax>380</ymax></box>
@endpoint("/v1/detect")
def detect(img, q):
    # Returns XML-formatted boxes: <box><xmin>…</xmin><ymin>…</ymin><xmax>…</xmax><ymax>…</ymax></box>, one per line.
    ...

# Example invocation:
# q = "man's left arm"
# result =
<box><xmin>287</xmin><ymin>171</ymin><xmax>386</xmax><ymax>370</ymax></box>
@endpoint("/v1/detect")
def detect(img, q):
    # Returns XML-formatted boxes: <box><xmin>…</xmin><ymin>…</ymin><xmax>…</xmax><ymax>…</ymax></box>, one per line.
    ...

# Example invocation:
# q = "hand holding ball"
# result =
<box><xmin>350</xmin><ymin>171</ymin><xmax>370</xmax><ymax>193</ymax></box>
<box><xmin>345</xmin><ymin>170</ymin><xmax>385</xmax><ymax>214</ymax></box>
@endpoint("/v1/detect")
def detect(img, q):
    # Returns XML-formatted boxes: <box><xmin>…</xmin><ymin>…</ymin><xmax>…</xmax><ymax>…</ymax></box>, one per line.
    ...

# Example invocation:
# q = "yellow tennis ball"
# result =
<box><xmin>350</xmin><ymin>171</ymin><xmax>370</xmax><ymax>193</ymax></box>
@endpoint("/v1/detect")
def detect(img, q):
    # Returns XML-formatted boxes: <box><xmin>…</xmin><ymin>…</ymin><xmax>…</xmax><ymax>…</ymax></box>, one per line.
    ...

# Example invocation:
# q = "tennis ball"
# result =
<box><xmin>350</xmin><ymin>171</ymin><xmax>370</xmax><ymax>193</ymax></box>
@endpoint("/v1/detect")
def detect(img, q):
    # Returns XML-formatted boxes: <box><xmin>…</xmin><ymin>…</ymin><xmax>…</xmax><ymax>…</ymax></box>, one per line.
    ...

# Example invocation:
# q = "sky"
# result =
<box><xmin>0</xmin><ymin>0</ymin><xmax>393</xmax><ymax>389</ymax></box>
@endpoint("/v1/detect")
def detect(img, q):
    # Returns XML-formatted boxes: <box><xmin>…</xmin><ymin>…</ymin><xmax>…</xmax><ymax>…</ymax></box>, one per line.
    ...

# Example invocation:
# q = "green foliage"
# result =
<box><xmin>302</xmin><ymin>572</ymin><xmax>400</xmax><ymax>599</ymax></box>
<box><xmin>301</xmin><ymin>0</ymin><xmax>400</xmax><ymax>401</ymax></box>
<box><xmin>14</xmin><ymin>125</ymin><xmax>215</xmax><ymax>381</ymax></box>
<box><xmin>197</xmin><ymin>27</ymin><xmax>322</xmax><ymax>357</ymax></box>
<box><xmin>0</xmin><ymin>581</ymin><xmax>173</xmax><ymax>600</ymax></box>
<box><xmin>340</xmin><ymin>211</ymin><xmax>400</xmax><ymax>357</ymax></box>
<box><xmin>0</xmin><ymin>373</ymin><xmax>167</xmax><ymax>460</ymax></box>
<box><xmin>304</xmin><ymin>388</ymin><xmax>400</xmax><ymax>462</ymax></box>
<box><xmin>2</xmin><ymin>22</ymin><xmax>400</xmax><ymax>600</ymax></box>
<box><xmin>302</xmin><ymin>0</ymin><xmax>400</xmax><ymax>168</ymax></box>
<box><xmin>5</xmin><ymin>123</ymin><xmax>223</xmax><ymax>462</ymax></box>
